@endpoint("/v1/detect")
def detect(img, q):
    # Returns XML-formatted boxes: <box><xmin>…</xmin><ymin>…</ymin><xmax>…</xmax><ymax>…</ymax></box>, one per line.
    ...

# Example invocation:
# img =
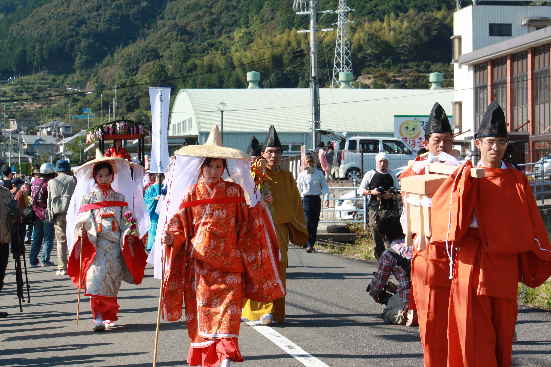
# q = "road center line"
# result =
<box><xmin>245</xmin><ymin>321</ymin><xmax>330</xmax><ymax>367</ymax></box>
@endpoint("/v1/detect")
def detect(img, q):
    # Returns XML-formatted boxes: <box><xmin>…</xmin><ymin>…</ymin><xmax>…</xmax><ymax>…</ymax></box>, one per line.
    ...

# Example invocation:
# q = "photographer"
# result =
<box><xmin>367</xmin><ymin>216</ymin><xmax>414</xmax><ymax>326</ymax></box>
<box><xmin>359</xmin><ymin>152</ymin><xmax>400</xmax><ymax>259</ymax></box>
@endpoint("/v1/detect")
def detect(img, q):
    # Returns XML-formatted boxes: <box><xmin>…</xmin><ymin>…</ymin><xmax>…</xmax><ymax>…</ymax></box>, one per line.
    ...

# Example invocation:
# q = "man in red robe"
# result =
<box><xmin>430</xmin><ymin>101</ymin><xmax>551</xmax><ymax>367</ymax></box>
<box><xmin>400</xmin><ymin>102</ymin><xmax>455</xmax><ymax>366</ymax></box>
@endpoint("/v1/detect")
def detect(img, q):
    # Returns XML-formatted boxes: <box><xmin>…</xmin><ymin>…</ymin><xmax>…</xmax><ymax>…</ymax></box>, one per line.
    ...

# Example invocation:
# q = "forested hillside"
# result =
<box><xmin>0</xmin><ymin>0</ymin><xmax>460</xmax><ymax>126</ymax></box>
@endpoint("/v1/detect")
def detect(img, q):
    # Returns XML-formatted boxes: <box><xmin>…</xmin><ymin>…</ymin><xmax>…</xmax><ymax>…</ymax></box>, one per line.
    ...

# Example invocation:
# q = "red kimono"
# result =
<box><xmin>401</xmin><ymin>158</ymin><xmax>452</xmax><ymax>367</ymax></box>
<box><xmin>161</xmin><ymin>179</ymin><xmax>284</xmax><ymax>367</ymax></box>
<box><xmin>430</xmin><ymin>161</ymin><xmax>551</xmax><ymax>367</ymax></box>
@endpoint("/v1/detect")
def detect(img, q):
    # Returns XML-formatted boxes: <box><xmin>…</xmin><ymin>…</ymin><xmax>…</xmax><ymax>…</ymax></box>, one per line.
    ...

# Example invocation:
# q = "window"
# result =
<box><xmin>534</xmin><ymin>46</ymin><xmax>550</xmax><ymax>135</ymax></box>
<box><xmin>289</xmin><ymin>144</ymin><xmax>302</xmax><ymax>152</ymax></box>
<box><xmin>383</xmin><ymin>140</ymin><xmax>412</xmax><ymax>155</ymax></box>
<box><xmin>452</xmin><ymin>35</ymin><xmax>462</xmax><ymax>62</ymax></box>
<box><xmin>453</xmin><ymin>101</ymin><xmax>462</xmax><ymax>131</ymax></box>
<box><xmin>347</xmin><ymin>139</ymin><xmax>357</xmax><ymax>151</ymax></box>
<box><xmin>359</xmin><ymin>139</ymin><xmax>379</xmax><ymax>153</ymax></box>
<box><xmin>474</xmin><ymin>63</ymin><xmax>488</xmax><ymax>131</ymax></box>
<box><xmin>489</xmin><ymin>23</ymin><xmax>512</xmax><ymax>37</ymax></box>
<box><xmin>339</xmin><ymin>140</ymin><xmax>346</xmax><ymax>150</ymax></box>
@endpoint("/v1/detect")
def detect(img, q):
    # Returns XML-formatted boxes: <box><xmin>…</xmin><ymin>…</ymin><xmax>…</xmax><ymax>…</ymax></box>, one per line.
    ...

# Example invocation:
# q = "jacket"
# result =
<box><xmin>0</xmin><ymin>186</ymin><xmax>14</xmax><ymax>244</ymax></box>
<box><xmin>47</xmin><ymin>172</ymin><xmax>77</xmax><ymax>219</ymax></box>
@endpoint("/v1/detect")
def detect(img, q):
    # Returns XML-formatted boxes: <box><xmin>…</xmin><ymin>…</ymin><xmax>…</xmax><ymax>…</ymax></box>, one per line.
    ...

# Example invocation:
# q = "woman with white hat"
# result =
<box><xmin>151</xmin><ymin>126</ymin><xmax>284</xmax><ymax>367</ymax></box>
<box><xmin>65</xmin><ymin>152</ymin><xmax>149</xmax><ymax>332</ymax></box>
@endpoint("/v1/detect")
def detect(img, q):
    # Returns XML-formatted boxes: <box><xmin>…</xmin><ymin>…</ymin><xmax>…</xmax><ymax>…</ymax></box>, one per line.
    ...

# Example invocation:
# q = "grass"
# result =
<box><xmin>519</xmin><ymin>282</ymin><xmax>551</xmax><ymax>310</ymax></box>
<box><xmin>316</xmin><ymin>223</ymin><xmax>376</xmax><ymax>261</ymax></box>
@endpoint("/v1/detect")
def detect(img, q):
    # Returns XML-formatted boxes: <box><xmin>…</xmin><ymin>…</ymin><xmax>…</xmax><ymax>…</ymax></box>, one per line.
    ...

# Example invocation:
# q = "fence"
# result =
<box><xmin>319</xmin><ymin>184</ymin><xmax>368</xmax><ymax>225</ymax></box>
<box><xmin>519</xmin><ymin>161</ymin><xmax>551</xmax><ymax>205</ymax></box>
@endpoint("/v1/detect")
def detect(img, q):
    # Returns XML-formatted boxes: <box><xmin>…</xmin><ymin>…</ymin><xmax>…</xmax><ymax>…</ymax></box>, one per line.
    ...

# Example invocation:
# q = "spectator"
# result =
<box><xmin>318</xmin><ymin>142</ymin><xmax>329</xmax><ymax>175</ymax></box>
<box><xmin>29</xmin><ymin>163</ymin><xmax>56</xmax><ymax>267</ymax></box>
<box><xmin>144</xmin><ymin>173</ymin><xmax>166</xmax><ymax>252</ymax></box>
<box><xmin>47</xmin><ymin>160</ymin><xmax>76</xmax><ymax>275</ymax></box>
<box><xmin>324</xmin><ymin>144</ymin><xmax>335</xmax><ymax>180</ymax></box>
<box><xmin>359</xmin><ymin>153</ymin><xmax>400</xmax><ymax>259</ymax></box>
<box><xmin>13</xmin><ymin>181</ymin><xmax>33</xmax><ymax>244</ymax></box>
<box><xmin>19</xmin><ymin>182</ymin><xmax>33</xmax><ymax>244</ymax></box>
<box><xmin>0</xmin><ymin>182</ymin><xmax>16</xmax><ymax>317</ymax></box>
<box><xmin>30</xmin><ymin>166</ymin><xmax>41</xmax><ymax>185</ymax></box>
<box><xmin>367</xmin><ymin>216</ymin><xmax>415</xmax><ymax>326</ymax></box>
<box><xmin>297</xmin><ymin>153</ymin><xmax>329</xmax><ymax>253</ymax></box>
<box><xmin>1</xmin><ymin>166</ymin><xmax>13</xmax><ymax>190</ymax></box>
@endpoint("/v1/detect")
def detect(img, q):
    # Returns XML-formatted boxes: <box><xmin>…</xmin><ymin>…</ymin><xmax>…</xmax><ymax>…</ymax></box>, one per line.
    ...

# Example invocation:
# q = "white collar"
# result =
<box><xmin>476</xmin><ymin>161</ymin><xmax>507</xmax><ymax>169</ymax></box>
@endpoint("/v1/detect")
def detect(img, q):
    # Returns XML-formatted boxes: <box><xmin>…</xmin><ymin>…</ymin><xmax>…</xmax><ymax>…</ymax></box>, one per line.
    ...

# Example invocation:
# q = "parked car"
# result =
<box><xmin>533</xmin><ymin>155</ymin><xmax>551</xmax><ymax>178</ymax></box>
<box><xmin>333</xmin><ymin>136</ymin><xmax>416</xmax><ymax>180</ymax></box>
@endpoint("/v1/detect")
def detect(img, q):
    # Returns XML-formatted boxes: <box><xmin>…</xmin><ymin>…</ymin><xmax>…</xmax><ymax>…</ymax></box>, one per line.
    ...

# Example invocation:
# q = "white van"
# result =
<box><xmin>333</xmin><ymin>136</ymin><xmax>416</xmax><ymax>180</ymax></box>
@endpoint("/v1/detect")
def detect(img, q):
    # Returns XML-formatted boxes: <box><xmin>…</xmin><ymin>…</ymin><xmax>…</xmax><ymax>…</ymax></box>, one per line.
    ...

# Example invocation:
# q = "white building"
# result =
<box><xmin>36</xmin><ymin>120</ymin><xmax>73</xmax><ymax>138</ymax></box>
<box><xmin>169</xmin><ymin>86</ymin><xmax>454</xmax><ymax>153</ymax></box>
<box><xmin>453</xmin><ymin>0</ymin><xmax>551</xmax><ymax>138</ymax></box>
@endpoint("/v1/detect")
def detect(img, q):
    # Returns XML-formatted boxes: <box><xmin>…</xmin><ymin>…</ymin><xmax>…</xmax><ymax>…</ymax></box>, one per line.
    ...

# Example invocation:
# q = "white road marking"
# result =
<box><xmin>246</xmin><ymin>321</ymin><xmax>330</xmax><ymax>367</ymax></box>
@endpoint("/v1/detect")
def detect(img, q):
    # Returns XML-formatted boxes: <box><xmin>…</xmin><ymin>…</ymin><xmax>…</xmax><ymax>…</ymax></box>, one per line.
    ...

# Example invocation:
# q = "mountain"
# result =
<box><xmin>0</xmin><ymin>0</ymin><xmax>458</xmax><ymax>128</ymax></box>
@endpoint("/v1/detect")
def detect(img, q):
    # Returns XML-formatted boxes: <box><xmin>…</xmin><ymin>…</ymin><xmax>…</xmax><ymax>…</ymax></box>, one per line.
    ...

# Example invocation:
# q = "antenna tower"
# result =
<box><xmin>293</xmin><ymin>0</ymin><xmax>333</xmax><ymax>149</ymax></box>
<box><xmin>331</xmin><ymin>0</ymin><xmax>353</xmax><ymax>88</ymax></box>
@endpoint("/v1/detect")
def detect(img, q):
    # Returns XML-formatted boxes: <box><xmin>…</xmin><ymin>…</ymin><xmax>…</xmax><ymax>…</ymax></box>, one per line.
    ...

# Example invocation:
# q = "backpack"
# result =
<box><xmin>49</xmin><ymin>175</ymin><xmax>76</xmax><ymax>216</ymax></box>
<box><xmin>31</xmin><ymin>180</ymin><xmax>48</xmax><ymax>220</ymax></box>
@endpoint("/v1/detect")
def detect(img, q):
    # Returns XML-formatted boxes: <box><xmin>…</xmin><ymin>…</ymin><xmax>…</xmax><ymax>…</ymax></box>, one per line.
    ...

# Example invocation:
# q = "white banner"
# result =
<box><xmin>149</xmin><ymin>87</ymin><xmax>171</xmax><ymax>173</ymax></box>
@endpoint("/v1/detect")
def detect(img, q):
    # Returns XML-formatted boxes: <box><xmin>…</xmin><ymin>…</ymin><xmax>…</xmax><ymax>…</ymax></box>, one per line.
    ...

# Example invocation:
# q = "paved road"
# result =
<box><xmin>1</xmin><ymin>247</ymin><xmax>551</xmax><ymax>367</ymax></box>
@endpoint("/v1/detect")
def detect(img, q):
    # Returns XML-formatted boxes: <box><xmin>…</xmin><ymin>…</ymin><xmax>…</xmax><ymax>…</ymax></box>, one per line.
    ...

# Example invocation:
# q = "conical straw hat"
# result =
<box><xmin>75</xmin><ymin>148</ymin><xmax>130</xmax><ymax>174</ymax></box>
<box><xmin>174</xmin><ymin>126</ymin><xmax>248</xmax><ymax>159</ymax></box>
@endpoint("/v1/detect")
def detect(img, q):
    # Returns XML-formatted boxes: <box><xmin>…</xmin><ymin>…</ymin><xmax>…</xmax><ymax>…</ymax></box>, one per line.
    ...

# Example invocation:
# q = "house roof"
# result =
<box><xmin>57</xmin><ymin>130</ymin><xmax>86</xmax><ymax>145</ymax></box>
<box><xmin>36</xmin><ymin>120</ymin><xmax>72</xmax><ymax>129</ymax></box>
<box><xmin>170</xmin><ymin>88</ymin><xmax>455</xmax><ymax>135</ymax></box>
<box><xmin>21</xmin><ymin>135</ymin><xmax>59</xmax><ymax>145</ymax></box>
<box><xmin>459</xmin><ymin>26</ymin><xmax>551</xmax><ymax>65</ymax></box>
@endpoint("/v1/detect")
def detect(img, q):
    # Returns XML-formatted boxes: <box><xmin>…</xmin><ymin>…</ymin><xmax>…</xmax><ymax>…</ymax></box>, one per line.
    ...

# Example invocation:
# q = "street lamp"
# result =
<box><xmin>217</xmin><ymin>102</ymin><xmax>227</xmax><ymax>144</ymax></box>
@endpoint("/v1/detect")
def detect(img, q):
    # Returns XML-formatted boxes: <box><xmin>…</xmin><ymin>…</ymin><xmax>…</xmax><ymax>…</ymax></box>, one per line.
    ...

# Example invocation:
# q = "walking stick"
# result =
<box><xmin>76</xmin><ymin>236</ymin><xmax>83</xmax><ymax>327</ymax></box>
<box><xmin>152</xmin><ymin>251</ymin><xmax>165</xmax><ymax>367</ymax></box>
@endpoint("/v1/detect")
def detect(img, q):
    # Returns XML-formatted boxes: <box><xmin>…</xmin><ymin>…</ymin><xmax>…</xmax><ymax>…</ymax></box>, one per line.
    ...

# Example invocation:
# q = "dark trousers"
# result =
<box><xmin>302</xmin><ymin>195</ymin><xmax>321</xmax><ymax>248</ymax></box>
<box><xmin>368</xmin><ymin>208</ymin><xmax>386</xmax><ymax>260</ymax></box>
<box><xmin>0</xmin><ymin>244</ymin><xmax>8</xmax><ymax>292</ymax></box>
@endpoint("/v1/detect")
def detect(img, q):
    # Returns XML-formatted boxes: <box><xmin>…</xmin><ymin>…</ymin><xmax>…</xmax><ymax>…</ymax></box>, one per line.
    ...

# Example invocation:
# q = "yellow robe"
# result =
<box><xmin>242</xmin><ymin>168</ymin><xmax>308</xmax><ymax>323</ymax></box>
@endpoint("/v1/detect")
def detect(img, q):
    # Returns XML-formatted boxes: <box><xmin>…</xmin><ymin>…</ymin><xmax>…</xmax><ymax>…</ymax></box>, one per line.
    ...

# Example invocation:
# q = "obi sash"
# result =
<box><xmin>79</xmin><ymin>201</ymin><xmax>128</xmax><ymax>213</ymax></box>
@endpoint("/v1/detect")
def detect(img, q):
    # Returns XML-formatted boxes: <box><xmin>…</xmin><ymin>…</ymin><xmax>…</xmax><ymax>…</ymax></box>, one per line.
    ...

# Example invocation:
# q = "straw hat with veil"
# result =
<box><xmin>66</xmin><ymin>151</ymin><xmax>150</xmax><ymax>288</ymax></box>
<box><xmin>148</xmin><ymin>126</ymin><xmax>261</xmax><ymax>279</ymax></box>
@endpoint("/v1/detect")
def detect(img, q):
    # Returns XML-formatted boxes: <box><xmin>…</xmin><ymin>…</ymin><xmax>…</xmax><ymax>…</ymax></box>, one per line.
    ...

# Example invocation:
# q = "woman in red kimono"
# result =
<box><xmin>66</xmin><ymin>153</ymin><xmax>149</xmax><ymax>332</ymax></box>
<box><xmin>105</xmin><ymin>139</ymin><xmax>131</xmax><ymax>161</ymax></box>
<box><xmin>157</xmin><ymin>126</ymin><xmax>284</xmax><ymax>367</ymax></box>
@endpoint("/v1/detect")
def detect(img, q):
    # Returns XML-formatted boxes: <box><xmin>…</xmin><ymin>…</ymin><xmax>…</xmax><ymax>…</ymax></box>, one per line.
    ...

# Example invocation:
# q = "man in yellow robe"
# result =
<box><xmin>242</xmin><ymin>126</ymin><xmax>308</xmax><ymax>324</ymax></box>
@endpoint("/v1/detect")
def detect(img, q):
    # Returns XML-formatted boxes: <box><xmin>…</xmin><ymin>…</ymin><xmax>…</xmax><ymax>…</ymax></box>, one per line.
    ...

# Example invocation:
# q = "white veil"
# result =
<box><xmin>148</xmin><ymin>156</ymin><xmax>259</xmax><ymax>279</ymax></box>
<box><xmin>66</xmin><ymin>159</ymin><xmax>150</xmax><ymax>254</ymax></box>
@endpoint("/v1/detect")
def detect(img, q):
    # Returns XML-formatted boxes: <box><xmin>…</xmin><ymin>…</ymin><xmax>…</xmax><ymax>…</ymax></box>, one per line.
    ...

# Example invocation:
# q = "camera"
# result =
<box><xmin>374</xmin><ymin>186</ymin><xmax>400</xmax><ymax>196</ymax></box>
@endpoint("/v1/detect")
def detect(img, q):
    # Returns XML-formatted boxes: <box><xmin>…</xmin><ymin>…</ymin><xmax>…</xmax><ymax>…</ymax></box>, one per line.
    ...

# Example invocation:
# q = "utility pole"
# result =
<box><xmin>113</xmin><ymin>86</ymin><xmax>117</xmax><ymax>120</ymax></box>
<box><xmin>294</xmin><ymin>0</ymin><xmax>333</xmax><ymax>150</ymax></box>
<box><xmin>332</xmin><ymin>0</ymin><xmax>353</xmax><ymax>88</ymax></box>
<box><xmin>8</xmin><ymin>130</ymin><xmax>11</xmax><ymax>167</ymax></box>
<box><xmin>18</xmin><ymin>135</ymin><xmax>21</xmax><ymax>173</ymax></box>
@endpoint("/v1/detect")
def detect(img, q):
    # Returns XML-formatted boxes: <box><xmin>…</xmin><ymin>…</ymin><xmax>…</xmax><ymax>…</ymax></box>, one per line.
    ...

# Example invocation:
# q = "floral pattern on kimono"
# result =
<box><xmin>161</xmin><ymin>180</ymin><xmax>284</xmax><ymax>345</ymax></box>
